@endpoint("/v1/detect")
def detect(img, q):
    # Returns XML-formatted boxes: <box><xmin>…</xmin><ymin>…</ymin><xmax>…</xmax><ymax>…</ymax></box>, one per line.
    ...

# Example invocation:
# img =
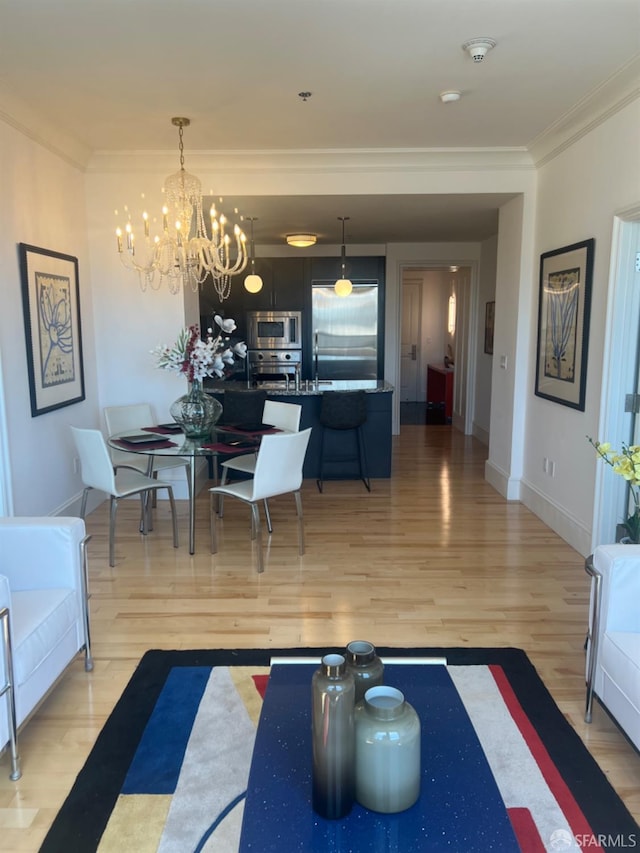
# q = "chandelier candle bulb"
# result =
<box><xmin>116</xmin><ymin>229</ymin><xmax>123</xmax><ymax>253</ymax></box>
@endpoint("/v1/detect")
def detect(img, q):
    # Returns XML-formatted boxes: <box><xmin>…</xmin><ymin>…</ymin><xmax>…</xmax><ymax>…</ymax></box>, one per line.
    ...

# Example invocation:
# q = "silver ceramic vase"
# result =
<box><xmin>311</xmin><ymin>653</ymin><xmax>355</xmax><ymax>819</ymax></box>
<box><xmin>345</xmin><ymin>640</ymin><xmax>384</xmax><ymax>703</ymax></box>
<box><xmin>354</xmin><ymin>685</ymin><xmax>421</xmax><ymax>813</ymax></box>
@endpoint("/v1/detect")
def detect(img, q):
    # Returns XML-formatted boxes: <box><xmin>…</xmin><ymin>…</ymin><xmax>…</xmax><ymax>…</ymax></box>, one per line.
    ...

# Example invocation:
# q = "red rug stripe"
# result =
<box><xmin>252</xmin><ymin>674</ymin><xmax>269</xmax><ymax>699</ymax></box>
<box><xmin>490</xmin><ymin>664</ymin><xmax>602</xmax><ymax>853</ymax></box>
<box><xmin>508</xmin><ymin>808</ymin><xmax>546</xmax><ymax>853</ymax></box>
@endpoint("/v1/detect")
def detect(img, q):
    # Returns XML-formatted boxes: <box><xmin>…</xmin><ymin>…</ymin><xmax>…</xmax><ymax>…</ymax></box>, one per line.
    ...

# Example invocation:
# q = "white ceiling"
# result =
<box><xmin>1</xmin><ymin>0</ymin><xmax>638</xmax><ymax>244</ymax></box>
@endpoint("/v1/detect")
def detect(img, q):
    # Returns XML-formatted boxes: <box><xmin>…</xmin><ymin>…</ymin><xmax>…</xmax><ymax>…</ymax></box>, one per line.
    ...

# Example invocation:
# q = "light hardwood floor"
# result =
<box><xmin>1</xmin><ymin>426</ymin><xmax>639</xmax><ymax>850</ymax></box>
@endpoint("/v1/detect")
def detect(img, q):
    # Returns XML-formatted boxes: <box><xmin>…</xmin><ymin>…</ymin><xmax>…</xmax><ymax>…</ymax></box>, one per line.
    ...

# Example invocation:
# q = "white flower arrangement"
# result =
<box><xmin>153</xmin><ymin>315</ymin><xmax>247</xmax><ymax>382</ymax></box>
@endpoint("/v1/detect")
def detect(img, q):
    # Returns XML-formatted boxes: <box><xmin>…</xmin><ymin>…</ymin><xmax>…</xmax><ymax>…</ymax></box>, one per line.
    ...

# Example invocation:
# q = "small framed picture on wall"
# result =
<box><xmin>484</xmin><ymin>301</ymin><xmax>495</xmax><ymax>355</ymax></box>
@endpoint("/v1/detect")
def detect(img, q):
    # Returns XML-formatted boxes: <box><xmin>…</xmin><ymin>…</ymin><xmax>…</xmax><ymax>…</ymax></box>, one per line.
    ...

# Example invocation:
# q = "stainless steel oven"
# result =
<box><xmin>248</xmin><ymin>349</ymin><xmax>302</xmax><ymax>381</ymax></box>
<box><xmin>247</xmin><ymin>311</ymin><xmax>302</xmax><ymax>350</ymax></box>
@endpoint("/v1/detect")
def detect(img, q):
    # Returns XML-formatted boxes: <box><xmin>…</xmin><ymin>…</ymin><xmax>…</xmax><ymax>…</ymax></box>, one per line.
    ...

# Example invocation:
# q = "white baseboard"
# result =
<box><xmin>473</xmin><ymin>423</ymin><xmax>489</xmax><ymax>446</ymax></box>
<box><xmin>484</xmin><ymin>459</ymin><xmax>521</xmax><ymax>501</ymax></box>
<box><xmin>519</xmin><ymin>480</ymin><xmax>591</xmax><ymax>557</ymax></box>
<box><xmin>55</xmin><ymin>488</ymin><xmax>106</xmax><ymax>518</ymax></box>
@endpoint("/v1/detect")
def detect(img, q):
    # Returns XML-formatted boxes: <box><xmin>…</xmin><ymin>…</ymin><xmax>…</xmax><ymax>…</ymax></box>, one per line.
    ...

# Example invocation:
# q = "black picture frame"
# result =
<box><xmin>534</xmin><ymin>238</ymin><xmax>594</xmax><ymax>411</ymax></box>
<box><xmin>19</xmin><ymin>243</ymin><xmax>85</xmax><ymax>416</ymax></box>
<box><xmin>484</xmin><ymin>301</ymin><xmax>495</xmax><ymax>355</ymax></box>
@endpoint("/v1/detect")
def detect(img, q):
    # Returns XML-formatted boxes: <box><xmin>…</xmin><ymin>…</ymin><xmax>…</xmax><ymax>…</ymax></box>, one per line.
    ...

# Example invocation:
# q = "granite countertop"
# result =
<box><xmin>205</xmin><ymin>379</ymin><xmax>394</xmax><ymax>396</ymax></box>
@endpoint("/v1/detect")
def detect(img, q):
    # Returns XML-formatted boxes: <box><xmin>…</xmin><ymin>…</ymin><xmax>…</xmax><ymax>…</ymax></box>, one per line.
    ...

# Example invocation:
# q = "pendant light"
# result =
<box><xmin>334</xmin><ymin>216</ymin><xmax>352</xmax><ymax>297</ymax></box>
<box><xmin>244</xmin><ymin>217</ymin><xmax>263</xmax><ymax>294</ymax></box>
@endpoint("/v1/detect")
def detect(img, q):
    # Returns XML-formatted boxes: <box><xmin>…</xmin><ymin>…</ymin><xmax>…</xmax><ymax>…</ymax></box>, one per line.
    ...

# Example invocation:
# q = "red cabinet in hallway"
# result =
<box><xmin>427</xmin><ymin>364</ymin><xmax>454</xmax><ymax>422</ymax></box>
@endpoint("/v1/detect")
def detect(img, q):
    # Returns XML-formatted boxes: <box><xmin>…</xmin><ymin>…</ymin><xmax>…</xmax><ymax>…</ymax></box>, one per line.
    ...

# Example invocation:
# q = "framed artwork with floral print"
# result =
<box><xmin>534</xmin><ymin>238</ymin><xmax>594</xmax><ymax>411</ymax></box>
<box><xmin>19</xmin><ymin>243</ymin><xmax>85</xmax><ymax>416</ymax></box>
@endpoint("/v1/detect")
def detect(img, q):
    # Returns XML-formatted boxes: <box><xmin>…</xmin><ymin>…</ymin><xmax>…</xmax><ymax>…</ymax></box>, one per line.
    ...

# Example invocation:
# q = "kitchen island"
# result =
<box><xmin>205</xmin><ymin>379</ymin><xmax>393</xmax><ymax>479</ymax></box>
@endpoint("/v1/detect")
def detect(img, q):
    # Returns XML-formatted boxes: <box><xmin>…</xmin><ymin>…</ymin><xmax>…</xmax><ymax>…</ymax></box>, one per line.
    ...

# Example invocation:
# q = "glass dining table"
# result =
<box><xmin>107</xmin><ymin>425</ymin><xmax>266</xmax><ymax>555</ymax></box>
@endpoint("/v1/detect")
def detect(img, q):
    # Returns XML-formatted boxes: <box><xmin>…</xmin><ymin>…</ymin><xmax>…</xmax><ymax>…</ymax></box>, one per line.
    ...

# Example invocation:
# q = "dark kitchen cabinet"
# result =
<box><xmin>244</xmin><ymin>257</ymin><xmax>307</xmax><ymax>310</ymax></box>
<box><xmin>200</xmin><ymin>258</ymin><xmax>307</xmax><ymax>335</ymax></box>
<box><xmin>200</xmin><ymin>255</ymin><xmax>384</xmax><ymax>348</ymax></box>
<box><xmin>310</xmin><ymin>255</ymin><xmax>384</xmax><ymax>283</ymax></box>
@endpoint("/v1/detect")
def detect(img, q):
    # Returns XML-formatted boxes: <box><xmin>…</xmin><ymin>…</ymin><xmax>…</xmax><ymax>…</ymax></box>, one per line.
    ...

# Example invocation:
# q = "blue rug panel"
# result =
<box><xmin>121</xmin><ymin>666</ymin><xmax>211</xmax><ymax>795</ymax></box>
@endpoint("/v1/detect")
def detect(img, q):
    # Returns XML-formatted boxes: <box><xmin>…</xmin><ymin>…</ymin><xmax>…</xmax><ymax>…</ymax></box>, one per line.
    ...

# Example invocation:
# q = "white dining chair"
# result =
<box><xmin>104</xmin><ymin>403</ymin><xmax>189</xmax><ymax>482</ymax></box>
<box><xmin>71</xmin><ymin>426</ymin><xmax>179</xmax><ymax>567</ymax></box>
<box><xmin>217</xmin><ymin>400</ymin><xmax>302</xmax><ymax>532</ymax></box>
<box><xmin>209</xmin><ymin>428</ymin><xmax>311</xmax><ymax>573</ymax></box>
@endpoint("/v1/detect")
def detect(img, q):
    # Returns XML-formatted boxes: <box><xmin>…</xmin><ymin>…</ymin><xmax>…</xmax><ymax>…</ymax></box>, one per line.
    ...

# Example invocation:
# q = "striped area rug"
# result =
<box><xmin>39</xmin><ymin>648</ymin><xmax>638</xmax><ymax>853</ymax></box>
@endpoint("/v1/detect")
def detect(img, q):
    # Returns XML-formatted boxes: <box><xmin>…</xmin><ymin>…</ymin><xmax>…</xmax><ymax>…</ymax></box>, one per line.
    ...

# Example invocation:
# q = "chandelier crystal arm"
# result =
<box><xmin>115</xmin><ymin>116</ymin><xmax>247</xmax><ymax>297</ymax></box>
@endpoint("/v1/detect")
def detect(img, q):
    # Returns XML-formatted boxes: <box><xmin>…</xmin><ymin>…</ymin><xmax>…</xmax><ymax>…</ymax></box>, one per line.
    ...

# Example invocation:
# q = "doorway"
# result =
<box><xmin>399</xmin><ymin>266</ymin><xmax>471</xmax><ymax>428</ymax></box>
<box><xmin>592</xmin><ymin>208</ymin><xmax>640</xmax><ymax>549</ymax></box>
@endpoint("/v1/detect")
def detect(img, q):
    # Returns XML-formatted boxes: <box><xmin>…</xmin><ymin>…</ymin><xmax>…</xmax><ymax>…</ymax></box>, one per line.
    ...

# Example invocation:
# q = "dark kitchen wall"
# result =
<box><xmin>200</xmin><ymin>255</ymin><xmax>385</xmax><ymax>380</ymax></box>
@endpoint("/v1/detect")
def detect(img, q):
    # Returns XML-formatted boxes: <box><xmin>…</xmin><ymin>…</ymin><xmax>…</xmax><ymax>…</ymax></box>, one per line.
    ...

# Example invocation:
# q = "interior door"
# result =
<box><xmin>401</xmin><ymin>282</ymin><xmax>421</xmax><ymax>402</ymax></box>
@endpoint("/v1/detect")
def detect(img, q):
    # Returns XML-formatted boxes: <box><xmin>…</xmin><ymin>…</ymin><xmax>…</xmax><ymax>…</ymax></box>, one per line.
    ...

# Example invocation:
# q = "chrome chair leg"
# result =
<box><xmin>210</xmin><ymin>492</ymin><xmax>218</xmax><ymax>554</ymax></box>
<box><xmin>584</xmin><ymin>554</ymin><xmax>602</xmax><ymax>724</ymax></box>
<box><xmin>166</xmin><ymin>486</ymin><xmax>179</xmax><ymax>549</ymax></box>
<box><xmin>218</xmin><ymin>468</ymin><xmax>229</xmax><ymax>517</ymax></box>
<box><xmin>80</xmin><ymin>535</ymin><xmax>94</xmax><ymax>672</ymax></box>
<box><xmin>263</xmin><ymin>499</ymin><xmax>273</xmax><ymax>533</ymax></box>
<box><xmin>251</xmin><ymin>503</ymin><xmax>264</xmax><ymax>573</ymax></box>
<box><xmin>0</xmin><ymin>606</ymin><xmax>21</xmax><ymax>780</ymax></box>
<box><xmin>109</xmin><ymin>496</ymin><xmax>118</xmax><ymax>567</ymax></box>
<box><xmin>80</xmin><ymin>486</ymin><xmax>91</xmax><ymax>519</ymax></box>
<box><xmin>294</xmin><ymin>490</ymin><xmax>305</xmax><ymax>555</ymax></box>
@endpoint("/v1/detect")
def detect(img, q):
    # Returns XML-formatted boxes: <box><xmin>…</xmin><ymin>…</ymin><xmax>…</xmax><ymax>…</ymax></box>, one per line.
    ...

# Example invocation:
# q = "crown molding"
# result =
<box><xmin>528</xmin><ymin>54</ymin><xmax>640</xmax><ymax>167</ymax></box>
<box><xmin>86</xmin><ymin>147</ymin><xmax>534</xmax><ymax>175</ymax></box>
<box><xmin>0</xmin><ymin>85</ymin><xmax>91</xmax><ymax>169</ymax></box>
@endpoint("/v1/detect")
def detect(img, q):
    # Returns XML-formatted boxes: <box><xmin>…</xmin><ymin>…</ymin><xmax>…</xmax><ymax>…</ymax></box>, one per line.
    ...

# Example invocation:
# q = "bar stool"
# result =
<box><xmin>317</xmin><ymin>391</ymin><xmax>371</xmax><ymax>492</ymax></box>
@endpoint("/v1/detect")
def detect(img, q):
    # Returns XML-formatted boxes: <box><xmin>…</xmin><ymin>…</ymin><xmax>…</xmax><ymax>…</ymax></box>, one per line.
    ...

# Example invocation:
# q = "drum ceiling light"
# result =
<box><xmin>115</xmin><ymin>117</ymin><xmax>247</xmax><ymax>299</ymax></box>
<box><xmin>286</xmin><ymin>234</ymin><xmax>317</xmax><ymax>248</ymax></box>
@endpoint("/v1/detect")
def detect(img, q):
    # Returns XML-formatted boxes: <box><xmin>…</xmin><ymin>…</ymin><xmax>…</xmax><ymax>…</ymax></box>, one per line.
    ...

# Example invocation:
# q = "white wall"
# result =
<box><xmin>520</xmin><ymin>98</ymin><xmax>640</xmax><ymax>555</ymax></box>
<box><xmin>474</xmin><ymin>235</ymin><xmax>498</xmax><ymax>443</ymax></box>
<box><xmin>0</xmin><ymin>120</ymin><xmax>98</xmax><ymax>516</ymax></box>
<box><xmin>485</xmin><ymin>193</ymin><xmax>539</xmax><ymax>501</ymax></box>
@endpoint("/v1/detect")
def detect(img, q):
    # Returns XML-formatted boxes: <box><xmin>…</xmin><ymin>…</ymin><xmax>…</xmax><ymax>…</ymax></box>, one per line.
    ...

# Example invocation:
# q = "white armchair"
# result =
<box><xmin>585</xmin><ymin>544</ymin><xmax>640</xmax><ymax>751</ymax></box>
<box><xmin>0</xmin><ymin>517</ymin><xmax>93</xmax><ymax>780</ymax></box>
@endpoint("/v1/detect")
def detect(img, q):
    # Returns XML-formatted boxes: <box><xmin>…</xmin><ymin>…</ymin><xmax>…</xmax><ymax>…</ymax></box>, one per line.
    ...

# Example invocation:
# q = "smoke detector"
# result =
<box><xmin>440</xmin><ymin>90</ymin><xmax>461</xmax><ymax>104</ymax></box>
<box><xmin>462</xmin><ymin>38</ymin><xmax>496</xmax><ymax>63</ymax></box>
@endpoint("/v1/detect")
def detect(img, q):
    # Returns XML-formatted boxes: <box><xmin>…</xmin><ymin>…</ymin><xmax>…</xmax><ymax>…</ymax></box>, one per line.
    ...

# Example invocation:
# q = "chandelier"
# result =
<box><xmin>115</xmin><ymin>117</ymin><xmax>248</xmax><ymax>298</ymax></box>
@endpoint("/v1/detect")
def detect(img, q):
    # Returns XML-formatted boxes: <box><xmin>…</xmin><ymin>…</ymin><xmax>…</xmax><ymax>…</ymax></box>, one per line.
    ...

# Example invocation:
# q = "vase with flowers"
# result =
<box><xmin>153</xmin><ymin>316</ymin><xmax>246</xmax><ymax>438</ymax></box>
<box><xmin>588</xmin><ymin>436</ymin><xmax>640</xmax><ymax>543</ymax></box>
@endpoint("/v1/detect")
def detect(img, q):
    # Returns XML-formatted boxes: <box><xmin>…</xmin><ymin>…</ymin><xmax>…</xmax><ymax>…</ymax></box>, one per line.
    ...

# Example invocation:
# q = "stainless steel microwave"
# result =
<box><xmin>246</xmin><ymin>311</ymin><xmax>302</xmax><ymax>350</ymax></box>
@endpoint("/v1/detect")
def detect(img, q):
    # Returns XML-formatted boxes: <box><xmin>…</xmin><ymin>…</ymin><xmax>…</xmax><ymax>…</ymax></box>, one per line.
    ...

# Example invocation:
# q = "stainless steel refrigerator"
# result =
<box><xmin>311</xmin><ymin>281</ymin><xmax>379</xmax><ymax>380</ymax></box>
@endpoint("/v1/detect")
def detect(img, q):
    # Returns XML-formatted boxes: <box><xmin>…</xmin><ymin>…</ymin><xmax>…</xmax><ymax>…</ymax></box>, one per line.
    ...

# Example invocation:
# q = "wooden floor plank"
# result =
<box><xmin>1</xmin><ymin>425</ymin><xmax>638</xmax><ymax>850</ymax></box>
